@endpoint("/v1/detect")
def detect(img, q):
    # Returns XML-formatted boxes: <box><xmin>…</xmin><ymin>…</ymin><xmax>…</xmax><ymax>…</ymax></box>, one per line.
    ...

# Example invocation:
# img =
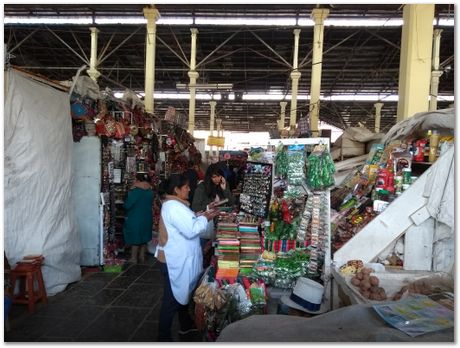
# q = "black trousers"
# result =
<box><xmin>158</xmin><ymin>262</ymin><xmax>195</xmax><ymax>341</ymax></box>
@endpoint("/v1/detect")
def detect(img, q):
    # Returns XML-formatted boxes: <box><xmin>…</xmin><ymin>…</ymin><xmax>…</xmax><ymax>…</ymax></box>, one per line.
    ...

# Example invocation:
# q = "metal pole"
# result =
<box><xmin>289</xmin><ymin>28</ymin><xmax>301</xmax><ymax>135</ymax></box>
<box><xmin>309</xmin><ymin>8</ymin><xmax>329</xmax><ymax>137</ymax></box>
<box><xmin>143</xmin><ymin>7</ymin><xmax>160</xmax><ymax>114</ymax></box>
<box><xmin>216</xmin><ymin>118</ymin><xmax>222</xmax><ymax>159</ymax></box>
<box><xmin>188</xmin><ymin>28</ymin><xmax>199</xmax><ymax>135</ymax></box>
<box><xmin>429</xmin><ymin>29</ymin><xmax>443</xmax><ymax>111</ymax></box>
<box><xmin>374</xmin><ymin>102</ymin><xmax>383</xmax><ymax>133</ymax></box>
<box><xmin>87</xmin><ymin>27</ymin><xmax>101</xmax><ymax>82</ymax></box>
<box><xmin>209</xmin><ymin>100</ymin><xmax>216</xmax><ymax>157</ymax></box>
<box><xmin>279</xmin><ymin>101</ymin><xmax>287</xmax><ymax>131</ymax></box>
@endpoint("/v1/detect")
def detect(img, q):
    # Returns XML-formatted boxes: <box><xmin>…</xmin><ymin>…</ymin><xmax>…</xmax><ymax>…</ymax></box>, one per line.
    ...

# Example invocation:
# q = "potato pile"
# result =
<box><xmin>350</xmin><ymin>267</ymin><xmax>387</xmax><ymax>301</ymax></box>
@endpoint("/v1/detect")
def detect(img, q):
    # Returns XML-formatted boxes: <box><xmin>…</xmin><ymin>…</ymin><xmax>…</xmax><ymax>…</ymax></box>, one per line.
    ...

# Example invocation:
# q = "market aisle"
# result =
<box><xmin>4</xmin><ymin>256</ymin><xmax>196</xmax><ymax>342</ymax></box>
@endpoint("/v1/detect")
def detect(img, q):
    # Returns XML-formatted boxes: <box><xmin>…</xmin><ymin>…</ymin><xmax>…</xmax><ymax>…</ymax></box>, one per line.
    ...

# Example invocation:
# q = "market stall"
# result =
<box><xmin>329</xmin><ymin>109</ymin><xmax>454</xmax><ymax>308</ymax></box>
<box><xmin>70</xmin><ymin>77</ymin><xmax>201</xmax><ymax>268</ymax></box>
<box><xmin>192</xmin><ymin>137</ymin><xmax>337</xmax><ymax>341</ymax></box>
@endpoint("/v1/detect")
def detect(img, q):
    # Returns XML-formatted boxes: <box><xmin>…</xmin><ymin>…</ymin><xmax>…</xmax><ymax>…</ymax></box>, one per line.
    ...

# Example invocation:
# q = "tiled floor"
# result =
<box><xmin>5</xmin><ymin>255</ymin><xmax>200</xmax><ymax>342</ymax></box>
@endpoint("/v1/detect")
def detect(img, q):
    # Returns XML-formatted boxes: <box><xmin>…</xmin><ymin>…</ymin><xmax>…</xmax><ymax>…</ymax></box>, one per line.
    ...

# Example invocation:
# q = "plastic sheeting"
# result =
<box><xmin>331</xmin><ymin>127</ymin><xmax>383</xmax><ymax>160</ymax></box>
<box><xmin>4</xmin><ymin>69</ymin><xmax>82</xmax><ymax>295</ymax></box>
<box><xmin>382</xmin><ymin>108</ymin><xmax>454</xmax><ymax>144</ymax></box>
<box><xmin>217</xmin><ymin>306</ymin><xmax>453</xmax><ymax>342</ymax></box>
<box><xmin>423</xmin><ymin>146</ymin><xmax>455</xmax><ymax>274</ymax></box>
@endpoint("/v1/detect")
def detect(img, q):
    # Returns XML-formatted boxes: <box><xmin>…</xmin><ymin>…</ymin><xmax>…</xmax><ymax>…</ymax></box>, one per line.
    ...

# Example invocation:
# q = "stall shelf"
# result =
<box><xmin>266</xmin><ymin>138</ymin><xmax>333</xmax><ymax>310</ymax></box>
<box><xmin>331</xmin><ymin>146</ymin><xmax>454</xmax><ymax>309</ymax></box>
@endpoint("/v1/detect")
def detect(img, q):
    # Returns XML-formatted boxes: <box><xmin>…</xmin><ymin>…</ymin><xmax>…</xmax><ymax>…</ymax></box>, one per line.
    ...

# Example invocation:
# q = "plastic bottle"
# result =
<box><xmin>429</xmin><ymin>130</ymin><xmax>440</xmax><ymax>163</ymax></box>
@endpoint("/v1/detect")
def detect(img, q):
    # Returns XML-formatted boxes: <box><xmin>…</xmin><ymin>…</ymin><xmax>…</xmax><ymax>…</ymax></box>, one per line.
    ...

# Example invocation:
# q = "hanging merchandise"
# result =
<box><xmin>286</xmin><ymin>145</ymin><xmax>306</xmax><ymax>185</ymax></box>
<box><xmin>297</xmin><ymin>193</ymin><xmax>313</xmax><ymax>243</ymax></box>
<box><xmin>239</xmin><ymin>162</ymin><xmax>273</xmax><ymax>218</ymax></box>
<box><xmin>274</xmin><ymin>143</ymin><xmax>288</xmax><ymax>178</ymax></box>
<box><xmin>70</xmin><ymin>94</ymin><xmax>167</xmax><ymax>265</ymax></box>
<box><xmin>306</xmin><ymin>144</ymin><xmax>336</xmax><ymax>190</ymax></box>
<box><xmin>307</xmin><ymin>192</ymin><xmax>328</xmax><ymax>279</ymax></box>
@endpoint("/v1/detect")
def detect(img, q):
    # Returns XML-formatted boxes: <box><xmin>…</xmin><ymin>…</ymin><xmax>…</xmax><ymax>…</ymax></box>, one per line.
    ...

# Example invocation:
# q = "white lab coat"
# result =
<box><xmin>161</xmin><ymin>199</ymin><xmax>208</xmax><ymax>305</ymax></box>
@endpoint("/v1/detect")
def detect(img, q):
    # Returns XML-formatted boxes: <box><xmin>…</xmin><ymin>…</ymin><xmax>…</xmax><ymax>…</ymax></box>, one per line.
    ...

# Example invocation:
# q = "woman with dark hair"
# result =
<box><xmin>191</xmin><ymin>163</ymin><xmax>235</xmax><ymax>213</ymax></box>
<box><xmin>156</xmin><ymin>173</ymin><xmax>219</xmax><ymax>342</ymax></box>
<box><xmin>123</xmin><ymin>173</ymin><xmax>153</xmax><ymax>264</ymax></box>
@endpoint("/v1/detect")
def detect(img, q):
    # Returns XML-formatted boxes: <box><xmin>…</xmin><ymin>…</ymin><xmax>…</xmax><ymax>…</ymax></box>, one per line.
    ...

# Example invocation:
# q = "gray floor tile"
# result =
<box><xmin>83</xmin><ymin>272</ymin><xmax>119</xmax><ymax>283</ymax></box>
<box><xmin>37</xmin><ymin>305</ymin><xmax>106</xmax><ymax>340</ymax></box>
<box><xmin>120</xmin><ymin>264</ymin><xmax>150</xmax><ymax>277</ymax></box>
<box><xmin>84</xmin><ymin>288</ymin><xmax>125</xmax><ymax>306</ymax></box>
<box><xmin>76</xmin><ymin>307</ymin><xmax>149</xmax><ymax>342</ymax></box>
<box><xmin>130</xmin><ymin>320</ymin><xmax>159</xmax><ymax>342</ymax></box>
<box><xmin>135</xmin><ymin>269</ymin><xmax>165</xmax><ymax>285</ymax></box>
<box><xmin>35</xmin><ymin>301</ymin><xmax>80</xmax><ymax>318</ymax></box>
<box><xmin>71</xmin><ymin>280</ymin><xmax>108</xmax><ymax>292</ymax></box>
<box><xmin>106</xmin><ymin>276</ymin><xmax>138</xmax><ymax>289</ymax></box>
<box><xmin>5</xmin><ymin>315</ymin><xmax>58</xmax><ymax>342</ymax></box>
<box><xmin>112</xmin><ymin>283</ymin><xmax>162</xmax><ymax>307</ymax></box>
<box><xmin>5</xmin><ymin>262</ymin><xmax>168</xmax><ymax>343</ymax></box>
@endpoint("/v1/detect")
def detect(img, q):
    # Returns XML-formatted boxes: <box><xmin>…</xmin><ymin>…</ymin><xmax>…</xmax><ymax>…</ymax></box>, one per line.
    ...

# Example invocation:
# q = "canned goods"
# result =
<box><xmin>402</xmin><ymin>168</ymin><xmax>412</xmax><ymax>185</ymax></box>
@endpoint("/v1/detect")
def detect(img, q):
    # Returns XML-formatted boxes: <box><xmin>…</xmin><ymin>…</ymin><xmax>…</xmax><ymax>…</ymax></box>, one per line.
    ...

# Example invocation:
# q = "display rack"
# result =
<box><xmin>266</xmin><ymin>138</ymin><xmax>333</xmax><ymax>309</ymax></box>
<box><xmin>331</xmin><ymin>146</ymin><xmax>454</xmax><ymax>309</ymax></box>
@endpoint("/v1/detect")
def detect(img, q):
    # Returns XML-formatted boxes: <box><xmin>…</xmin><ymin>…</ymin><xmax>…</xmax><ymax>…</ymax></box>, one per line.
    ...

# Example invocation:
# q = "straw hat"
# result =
<box><xmin>281</xmin><ymin>277</ymin><xmax>328</xmax><ymax>314</ymax></box>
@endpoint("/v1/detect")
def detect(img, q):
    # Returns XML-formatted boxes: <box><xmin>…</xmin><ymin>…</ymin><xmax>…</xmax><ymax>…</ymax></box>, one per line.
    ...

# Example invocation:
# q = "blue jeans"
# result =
<box><xmin>157</xmin><ymin>262</ymin><xmax>195</xmax><ymax>341</ymax></box>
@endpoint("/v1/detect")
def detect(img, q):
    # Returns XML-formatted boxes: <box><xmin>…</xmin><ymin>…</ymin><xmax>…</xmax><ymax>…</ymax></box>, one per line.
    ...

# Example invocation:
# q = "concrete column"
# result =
<box><xmin>289</xmin><ymin>29</ymin><xmax>302</xmax><ymax>135</ymax></box>
<box><xmin>216</xmin><ymin>118</ymin><xmax>222</xmax><ymax>158</ymax></box>
<box><xmin>209</xmin><ymin>100</ymin><xmax>216</xmax><ymax>157</ymax></box>
<box><xmin>216</xmin><ymin>118</ymin><xmax>222</xmax><ymax>137</ymax></box>
<box><xmin>396</xmin><ymin>4</ymin><xmax>434</xmax><ymax>121</ymax></box>
<box><xmin>429</xmin><ymin>29</ymin><xmax>443</xmax><ymax>111</ymax></box>
<box><xmin>143</xmin><ymin>7</ymin><xmax>160</xmax><ymax>114</ymax></box>
<box><xmin>374</xmin><ymin>102</ymin><xmax>384</xmax><ymax>133</ymax></box>
<box><xmin>279</xmin><ymin>101</ymin><xmax>287</xmax><ymax>131</ymax></box>
<box><xmin>87</xmin><ymin>27</ymin><xmax>101</xmax><ymax>82</ymax></box>
<box><xmin>309</xmin><ymin>8</ymin><xmax>329</xmax><ymax>137</ymax></box>
<box><xmin>188</xmin><ymin>28</ymin><xmax>199</xmax><ymax>135</ymax></box>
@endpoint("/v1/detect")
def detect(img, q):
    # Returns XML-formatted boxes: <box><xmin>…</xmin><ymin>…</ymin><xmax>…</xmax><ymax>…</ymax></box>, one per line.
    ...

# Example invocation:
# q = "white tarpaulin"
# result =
<box><xmin>4</xmin><ymin>69</ymin><xmax>82</xmax><ymax>295</ymax></box>
<box><xmin>382</xmin><ymin>108</ymin><xmax>454</xmax><ymax>144</ymax></box>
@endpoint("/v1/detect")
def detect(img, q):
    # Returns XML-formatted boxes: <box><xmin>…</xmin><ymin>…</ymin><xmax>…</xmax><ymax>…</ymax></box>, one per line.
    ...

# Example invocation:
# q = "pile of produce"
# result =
<box><xmin>350</xmin><ymin>267</ymin><xmax>388</xmax><ymax>301</ymax></box>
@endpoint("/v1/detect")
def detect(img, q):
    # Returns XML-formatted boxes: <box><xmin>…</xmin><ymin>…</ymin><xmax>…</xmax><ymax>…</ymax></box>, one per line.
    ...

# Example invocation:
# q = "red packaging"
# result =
<box><xmin>414</xmin><ymin>139</ymin><xmax>427</xmax><ymax>162</ymax></box>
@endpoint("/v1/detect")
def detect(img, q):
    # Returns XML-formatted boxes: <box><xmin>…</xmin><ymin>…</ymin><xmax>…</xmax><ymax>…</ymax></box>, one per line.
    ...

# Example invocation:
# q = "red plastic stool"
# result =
<box><xmin>10</xmin><ymin>255</ymin><xmax>48</xmax><ymax>313</ymax></box>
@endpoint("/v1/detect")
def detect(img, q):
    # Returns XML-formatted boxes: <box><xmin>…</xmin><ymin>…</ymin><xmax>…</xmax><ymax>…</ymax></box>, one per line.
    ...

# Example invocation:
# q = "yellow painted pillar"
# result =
<box><xmin>188</xmin><ymin>28</ymin><xmax>199</xmax><ymax>135</ymax></box>
<box><xmin>87</xmin><ymin>27</ymin><xmax>101</xmax><ymax>82</ymax></box>
<box><xmin>429</xmin><ymin>29</ymin><xmax>443</xmax><ymax>111</ymax></box>
<box><xmin>289</xmin><ymin>29</ymin><xmax>301</xmax><ymax>135</ymax></box>
<box><xmin>396</xmin><ymin>4</ymin><xmax>434</xmax><ymax>121</ymax></box>
<box><xmin>374</xmin><ymin>102</ymin><xmax>383</xmax><ymax>133</ymax></box>
<box><xmin>309</xmin><ymin>8</ymin><xmax>329</xmax><ymax>137</ymax></box>
<box><xmin>209</xmin><ymin>100</ymin><xmax>216</xmax><ymax>157</ymax></box>
<box><xmin>143</xmin><ymin>7</ymin><xmax>160</xmax><ymax>114</ymax></box>
<box><xmin>216</xmin><ymin>118</ymin><xmax>222</xmax><ymax>158</ymax></box>
<box><xmin>279</xmin><ymin>101</ymin><xmax>287</xmax><ymax>131</ymax></box>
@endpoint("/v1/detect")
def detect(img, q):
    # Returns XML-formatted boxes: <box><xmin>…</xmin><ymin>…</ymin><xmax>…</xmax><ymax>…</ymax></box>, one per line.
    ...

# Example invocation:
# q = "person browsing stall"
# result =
<box><xmin>123</xmin><ymin>173</ymin><xmax>153</xmax><ymax>264</ymax></box>
<box><xmin>191</xmin><ymin>163</ymin><xmax>235</xmax><ymax>213</ymax></box>
<box><xmin>191</xmin><ymin>164</ymin><xmax>235</xmax><ymax>251</ymax></box>
<box><xmin>156</xmin><ymin>173</ymin><xmax>219</xmax><ymax>341</ymax></box>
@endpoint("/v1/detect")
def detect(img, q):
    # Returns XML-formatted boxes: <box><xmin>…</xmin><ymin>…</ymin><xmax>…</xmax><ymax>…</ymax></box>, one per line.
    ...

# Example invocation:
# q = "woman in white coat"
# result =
<box><xmin>156</xmin><ymin>173</ymin><xmax>219</xmax><ymax>341</ymax></box>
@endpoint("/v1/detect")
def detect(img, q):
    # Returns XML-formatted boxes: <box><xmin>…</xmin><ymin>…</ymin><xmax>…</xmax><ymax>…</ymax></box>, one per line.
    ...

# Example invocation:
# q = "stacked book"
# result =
<box><xmin>238</xmin><ymin>222</ymin><xmax>262</xmax><ymax>270</ymax></box>
<box><xmin>215</xmin><ymin>222</ymin><xmax>240</xmax><ymax>280</ymax></box>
